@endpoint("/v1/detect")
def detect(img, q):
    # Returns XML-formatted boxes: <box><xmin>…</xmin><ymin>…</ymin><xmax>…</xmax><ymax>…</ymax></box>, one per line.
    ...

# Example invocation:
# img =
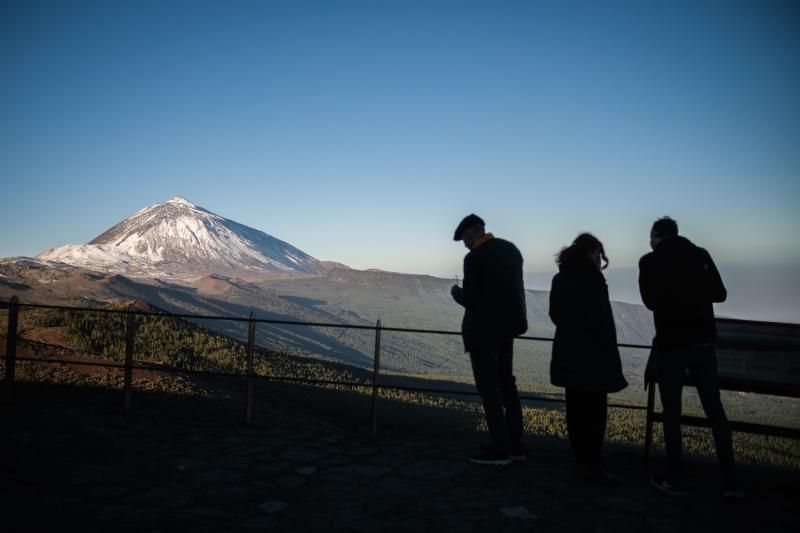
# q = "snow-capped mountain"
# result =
<box><xmin>37</xmin><ymin>196</ymin><xmax>331</xmax><ymax>279</ymax></box>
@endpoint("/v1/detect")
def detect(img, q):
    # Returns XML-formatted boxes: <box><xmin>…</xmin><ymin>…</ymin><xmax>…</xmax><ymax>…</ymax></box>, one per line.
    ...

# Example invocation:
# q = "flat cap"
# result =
<box><xmin>453</xmin><ymin>214</ymin><xmax>485</xmax><ymax>241</ymax></box>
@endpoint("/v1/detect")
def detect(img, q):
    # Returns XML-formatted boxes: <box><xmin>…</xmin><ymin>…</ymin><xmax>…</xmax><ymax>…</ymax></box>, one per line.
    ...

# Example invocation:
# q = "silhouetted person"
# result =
<box><xmin>451</xmin><ymin>214</ymin><xmax>528</xmax><ymax>465</ymax></box>
<box><xmin>549</xmin><ymin>233</ymin><xmax>627</xmax><ymax>483</ymax></box>
<box><xmin>639</xmin><ymin>216</ymin><xmax>742</xmax><ymax>498</ymax></box>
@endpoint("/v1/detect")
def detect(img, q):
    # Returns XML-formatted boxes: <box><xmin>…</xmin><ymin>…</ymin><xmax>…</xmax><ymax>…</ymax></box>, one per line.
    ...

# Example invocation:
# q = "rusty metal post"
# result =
<box><xmin>370</xmin><ymin>319</ymin><xmax>382</xmax><ymax>440</ymax></box>
<box><xmin>245</xmin><ymin>312</ymin><xmax>256</xmax><ymax>426</ymax></box>
<box><xmin>123</xmin><ymin>306</ymin><xmax>135</xmax><ymax>412</ymax></box>
<box><xmin>644</xmin><ymin>381</ymin><xmax>656</xmax><ymax>463</ymax></box>
<box><xmin>4</xmin><ymin>296</ymin><xmax>19</xmax><ymax>403</ymax></box>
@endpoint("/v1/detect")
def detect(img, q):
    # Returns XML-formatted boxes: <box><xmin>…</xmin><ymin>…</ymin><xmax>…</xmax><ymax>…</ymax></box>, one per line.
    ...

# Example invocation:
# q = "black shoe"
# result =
<box><xmin>478</xmin><ymin>441</ymin><xmax>522</xmax><ymax>462</ymax></box>
<box><xmin>469</xmin><ymin>450</ymin><xmax>512</xmax><ymax>466</ymax></box>
<box><xmin>650</xmin><ymin>474</ymin><xmax>686</xmax><ymax>496</ymax></box>
<box><xmin>510</xmin><ymin>442</ymin><xmax>526</xmax><ymax>462</ymax></box>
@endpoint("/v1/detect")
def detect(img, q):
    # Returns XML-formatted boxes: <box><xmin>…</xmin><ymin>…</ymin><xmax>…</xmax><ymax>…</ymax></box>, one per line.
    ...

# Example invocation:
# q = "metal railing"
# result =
<box><xmin>0</xmin><ymin>296</ymin><xmax>655</xmax><ymax>434</ymax></box>
<box><xmin>5</xmin><ymin>295</ymin><xmax>799</xmax><ymax>461</ymax></box>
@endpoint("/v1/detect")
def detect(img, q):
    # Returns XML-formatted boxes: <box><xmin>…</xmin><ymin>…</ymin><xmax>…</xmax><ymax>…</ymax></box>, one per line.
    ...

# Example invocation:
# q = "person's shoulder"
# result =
<box><xmin>472</xmin><ymin>237</ymin><xmax>502</xmax><ymax>256</ymax></box>
<box><xmin>574</xmin><ymin>266</ymin><xmax>605</xmax><ymax>286</ymax></box>
<box><xmin>674</xmin><ymin>235</ymin><xmax>702</xmax><ymax>254</ymax></box>
<box><xmin>693</xmin><ymin>244</ymin><xmax>712</xmax><ymax>259</ymax></box>
<box><xmin>493</xmin><ymin>237</ymin><xmax>521</xmax><ymax>254</ymax></box>
<box><xmin>494</xmin><ymin>237</ymin><xmax>513</xmax><ymax>244</ymax></box>
<box><xmin>677</xmin><ymin>237</ymin><xmax>714</xmax><ymax>261</ymax></box>
<box><xmin>639</xmin><ymin>251</ymin><xmax>655</xmax><ymax>267</ymax></box>
<box><xmin>693</xmin><ymin>246</ymin><xmax>718</xmax><ymax>270</ymax></box>
<box><xmin>549</xmin><ymin>271</ymin><xmax>565</xmax><ymax>292</ymax></box>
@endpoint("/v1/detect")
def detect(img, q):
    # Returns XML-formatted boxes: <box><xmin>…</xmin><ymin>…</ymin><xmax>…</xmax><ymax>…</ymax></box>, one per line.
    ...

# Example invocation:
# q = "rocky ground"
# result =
<box><xmin>1</xmin><ymin>381</ymin><xmax>798</xmax><ymax>532</ymax></box>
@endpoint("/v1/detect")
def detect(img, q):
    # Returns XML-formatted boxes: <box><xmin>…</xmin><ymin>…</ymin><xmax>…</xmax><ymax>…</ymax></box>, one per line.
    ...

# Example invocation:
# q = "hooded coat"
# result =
<box><xmin>549</xmin><ymin>256</ymin><xmax>628</xmax><ymax>392</ymax></box>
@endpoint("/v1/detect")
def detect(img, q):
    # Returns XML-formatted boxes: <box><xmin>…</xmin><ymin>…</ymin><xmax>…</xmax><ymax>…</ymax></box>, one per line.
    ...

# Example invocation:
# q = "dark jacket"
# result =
<box><xmin>452</xmin><ymin>237</ymin><xmax>528</xmax><ymax>352</ymax></box>
<box><xmin>549</xmin><ymin>257</ymin><xmax>627</xmax><ymax>392</ymax></box>
<box><xmin>638</xmin><ymin>235</ymin><xmax>727</xmax><ymax>349</ymax></box>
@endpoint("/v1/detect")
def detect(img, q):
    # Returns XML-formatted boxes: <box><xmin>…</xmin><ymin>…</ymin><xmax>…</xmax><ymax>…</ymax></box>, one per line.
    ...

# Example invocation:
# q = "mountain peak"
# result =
<box><xmin>37</xmin><ymin>197</ymin><xmax>333</xmax><ymax>279</ymax></box>
<box><xmin>166</xmin><ymin>195</ymin><xmax>196</xmax><ymax>208</ymax></box>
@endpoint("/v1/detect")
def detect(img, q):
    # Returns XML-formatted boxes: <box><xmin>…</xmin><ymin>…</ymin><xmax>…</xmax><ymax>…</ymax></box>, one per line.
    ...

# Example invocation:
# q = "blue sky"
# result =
<box><xmin>2</xmin><ymin>0</ymin><xmax>799</xmax><ymax>286</ymax></box>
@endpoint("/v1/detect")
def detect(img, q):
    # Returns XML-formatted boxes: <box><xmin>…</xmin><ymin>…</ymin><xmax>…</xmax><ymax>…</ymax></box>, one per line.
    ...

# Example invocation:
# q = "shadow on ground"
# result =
<box><xmin>0</xmin><ymin>380</ymin><xmax>798</xmax><ymax>532</ymax></box>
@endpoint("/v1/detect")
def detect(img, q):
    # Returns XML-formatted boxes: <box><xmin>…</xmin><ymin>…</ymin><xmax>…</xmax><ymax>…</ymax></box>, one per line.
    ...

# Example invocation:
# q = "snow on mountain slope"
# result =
<box><xmin>37</xmin><ymin>196</ymin><xmax>330</xmax><ymax>279</ymax></box>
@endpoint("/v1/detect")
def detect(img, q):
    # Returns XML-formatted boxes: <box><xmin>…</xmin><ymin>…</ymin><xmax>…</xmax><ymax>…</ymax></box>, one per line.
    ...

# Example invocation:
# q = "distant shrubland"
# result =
<box><xmin>0</xmin><ymin>304</ymin><xmax>797</xmax><ymax>469</ymax></box>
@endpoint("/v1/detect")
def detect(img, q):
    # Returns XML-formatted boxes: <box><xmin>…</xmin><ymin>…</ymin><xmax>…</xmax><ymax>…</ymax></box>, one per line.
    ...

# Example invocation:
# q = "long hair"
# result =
<box><xmin>556</xmin><ymin>232</ymin><xmax>609</xmax><ymax>270</ymax></box>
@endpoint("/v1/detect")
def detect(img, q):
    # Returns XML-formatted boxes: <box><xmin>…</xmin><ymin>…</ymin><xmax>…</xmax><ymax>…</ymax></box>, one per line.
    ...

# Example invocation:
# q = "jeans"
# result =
<box><xmin>469</xmin><ymin>337</ymin><xmax>523</xmax><ymax>453</ymax></box>
<box><xmin>565</xmin><ymin>388</ymin><xmax>608</xmax><ymax>469</ymax></box>
<box><xmin>656</xmin><ymin>345</ymin><xmax>736</xmax><ymax>484</ymax></box>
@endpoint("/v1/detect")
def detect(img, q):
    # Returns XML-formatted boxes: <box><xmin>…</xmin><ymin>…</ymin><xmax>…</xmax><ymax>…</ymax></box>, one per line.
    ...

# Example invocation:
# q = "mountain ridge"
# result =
<box><xmin>0</xmin><ymin>256</ymin><xmax>654</xmax><ymax>379</ymax></box>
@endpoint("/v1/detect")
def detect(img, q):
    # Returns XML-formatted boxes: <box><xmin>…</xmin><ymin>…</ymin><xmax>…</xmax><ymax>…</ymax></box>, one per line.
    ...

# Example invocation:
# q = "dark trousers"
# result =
<box><xmin>656</xmin><ymin>346</ymin><xmax>736</xmax><ymax>484</ymax></box>
<box><xmin>469</xmin><ymin>337</ymin><xmax>523</xmax><ymax>453</ymax></box>
<box><xmin>565</xmin><ymin>388</ymin><xmax>608</xmax><ymax>469</ymax></box>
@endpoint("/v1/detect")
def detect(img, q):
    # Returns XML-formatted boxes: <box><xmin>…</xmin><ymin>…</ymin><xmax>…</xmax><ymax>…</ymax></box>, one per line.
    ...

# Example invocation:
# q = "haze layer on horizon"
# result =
<box><xmin>525</xmin><ymin>262</ymin><xmax>800</xmax><ymax>325</ymax></box>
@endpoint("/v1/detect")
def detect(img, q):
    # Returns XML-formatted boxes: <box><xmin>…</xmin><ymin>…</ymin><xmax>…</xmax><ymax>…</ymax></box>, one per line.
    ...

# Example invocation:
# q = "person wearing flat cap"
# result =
<box><xmin>451</xmin><ymin>214</ymin><xmax>528</xmax><ymax>465</ymax></box>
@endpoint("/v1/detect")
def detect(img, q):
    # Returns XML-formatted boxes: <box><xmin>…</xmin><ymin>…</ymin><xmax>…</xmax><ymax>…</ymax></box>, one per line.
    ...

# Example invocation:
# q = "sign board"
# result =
<box><xmin>715</xmin><ymin>318</ymin><xmax>800</xmax><ymax>397</ymax></box>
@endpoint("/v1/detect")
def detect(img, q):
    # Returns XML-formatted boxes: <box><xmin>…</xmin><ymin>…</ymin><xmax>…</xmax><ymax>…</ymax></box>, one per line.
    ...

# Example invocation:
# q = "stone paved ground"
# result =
<box><xmin>1</xmin><ymin>382</ymin><xmax>798</xmax><ymax>532</ymax></box>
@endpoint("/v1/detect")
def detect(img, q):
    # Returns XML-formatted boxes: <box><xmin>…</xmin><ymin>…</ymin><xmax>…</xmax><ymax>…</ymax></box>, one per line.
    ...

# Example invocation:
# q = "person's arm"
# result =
<box><xmin>548</xmin><ymin>274</ymin><xmax>564</xmax><ymax>326</ymax></box>
<box><xmin>638</xmin><ymin>255</ymin><xmax>657</xmax><ymax>311</ymax></box>
<box><xmin>450</xmin><ymin>284</ymin><xmax>465</xmax><ymax>306</ymax></box>
<box><xmin>459</xmin><ymin>254</ymin><xmax>481</xmax><ymax>309</ymax></box>
<box><xmin>702</xmin><ymin>249</ymin><xmax>727</xmax><ymax>303</ymax></box>
<box><xmin>451</xmin><ymin>255</ymin><xmax>479</xmax><ymax>308</ymax></box>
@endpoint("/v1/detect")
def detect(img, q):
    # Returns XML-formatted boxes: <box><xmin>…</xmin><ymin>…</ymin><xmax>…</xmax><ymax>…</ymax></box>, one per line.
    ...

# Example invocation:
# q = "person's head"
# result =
<box><xmin>650</xmin><ymin>216</ymin><xmax>678</xmax><ymax>250</ymax></box>
<box><xmin>453</xmin><ymin>214</ymin><xmax>486</xmax><ymax>250</ymax></box>
<box><xmin>556</xmin><ymin>232</ymin><xmax>608</xmax><ymax>270</ymax></box>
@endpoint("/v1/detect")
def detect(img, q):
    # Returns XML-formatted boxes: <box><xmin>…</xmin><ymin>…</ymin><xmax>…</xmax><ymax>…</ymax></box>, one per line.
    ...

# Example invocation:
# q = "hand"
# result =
<box><xmin>450</xmin><ymin>284</ymin><xmax>462</xmax><ymax>300</ymax></box>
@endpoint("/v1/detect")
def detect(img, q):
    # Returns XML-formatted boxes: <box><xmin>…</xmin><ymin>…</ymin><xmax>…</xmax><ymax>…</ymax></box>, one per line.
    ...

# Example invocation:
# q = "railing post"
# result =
<box><xmin>4</xmin><ymin>296</ymin><xmax>19</xmax><ymax>403</ymax></box>
<box><xmin>245</xmin><ymin>312</ymin><xmax>256</xmax><ymax>426</ymax></box>
<box><xmin>123</xmin><ymin>305</ymin><xmax>135</xmax><ymax>412</ymax></box>
<box><xmin>370</xmin><ymin>319</ymin><xmax>382</xmax><ymax>440</ymax></box>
